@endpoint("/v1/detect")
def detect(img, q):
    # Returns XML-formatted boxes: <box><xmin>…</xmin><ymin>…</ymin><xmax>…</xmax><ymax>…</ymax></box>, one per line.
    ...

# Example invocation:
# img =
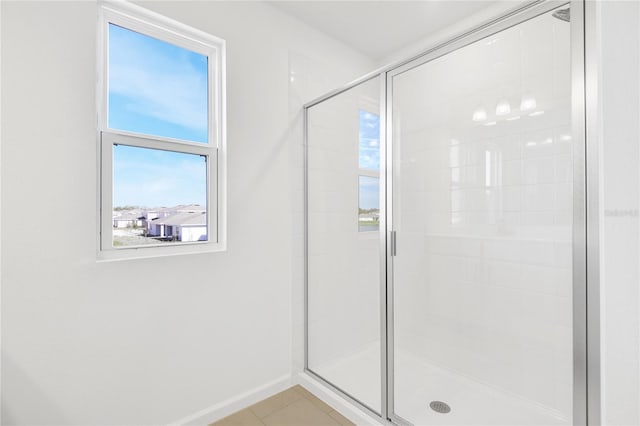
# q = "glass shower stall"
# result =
<box><xmin>304</xmin><ymin>2</ymin><xmax>587</xmax><ymax>425</ymax></box>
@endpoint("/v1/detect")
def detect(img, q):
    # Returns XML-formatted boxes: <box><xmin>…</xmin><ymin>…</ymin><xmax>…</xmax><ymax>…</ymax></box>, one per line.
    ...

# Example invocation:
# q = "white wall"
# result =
<box><xmin>0</xmin><ymin>1</ymin><xmax>372</xmax><ymax>424</ymax></box>
<box><xmin>597</xmin><ymin>2</ymin><xmax>640</xmax><ymax>425</ymax></box>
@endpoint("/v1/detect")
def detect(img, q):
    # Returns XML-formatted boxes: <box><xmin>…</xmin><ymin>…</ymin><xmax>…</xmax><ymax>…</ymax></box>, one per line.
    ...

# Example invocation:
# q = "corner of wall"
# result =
<box><xmin>168</xmin><ymin>375</ymin><xmax>293</xmax><ymax>426</ymax></box>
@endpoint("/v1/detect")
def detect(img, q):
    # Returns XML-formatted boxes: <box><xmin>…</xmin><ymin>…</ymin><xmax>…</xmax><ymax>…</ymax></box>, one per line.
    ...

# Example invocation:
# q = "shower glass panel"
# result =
<box><xmin>307</xmin><ymin>77</ymin><xmax>382</xmax><ymax>412</ymax></box>
<box><xmin>391</xmin><ymin>8</ymin><xmax>572</xmax><ymax>425</ymax></box>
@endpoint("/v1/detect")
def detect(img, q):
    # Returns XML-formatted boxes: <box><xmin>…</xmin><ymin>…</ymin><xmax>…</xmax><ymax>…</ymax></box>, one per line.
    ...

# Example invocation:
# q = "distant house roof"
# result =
<box><xmin>176</xmin><ymin>204</ymin><xmax>205</xmax><ymax>212</ymax></box>
<box><xmin>113</xmin><ymin>212</ymin><xmax>144</xmax><ymax>221</ymax></box>
<box><xmin>155</xmin><ymin>211</ymin><xmax>206</xmax><ymax>226</ymax></box>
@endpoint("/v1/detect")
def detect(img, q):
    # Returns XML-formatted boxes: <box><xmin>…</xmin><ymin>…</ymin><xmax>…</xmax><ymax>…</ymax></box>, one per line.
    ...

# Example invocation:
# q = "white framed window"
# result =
<box><xmin>358</xmin><ymin>108</ymin><xmax>380</xmax><ymax>232</ymax></box>
<box><xmin>97</xmin><ymin>1</ymin><xmax>226</xmax><ymax>260</ymax></box>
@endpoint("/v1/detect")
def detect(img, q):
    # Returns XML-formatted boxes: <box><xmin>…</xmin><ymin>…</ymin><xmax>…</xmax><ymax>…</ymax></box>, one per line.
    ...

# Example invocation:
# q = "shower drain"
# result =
<box><xmin>429</xmin><ymin>401</ymin><xmax>451</xmax><ymax>414</ymax></box>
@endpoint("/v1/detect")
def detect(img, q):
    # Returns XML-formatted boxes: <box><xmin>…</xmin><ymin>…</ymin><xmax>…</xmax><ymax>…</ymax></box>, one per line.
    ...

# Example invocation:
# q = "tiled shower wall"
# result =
<box><xmin>392</xmin><ymin>10</ymin><xmax>573</xmax><ymax>419</ymax></box>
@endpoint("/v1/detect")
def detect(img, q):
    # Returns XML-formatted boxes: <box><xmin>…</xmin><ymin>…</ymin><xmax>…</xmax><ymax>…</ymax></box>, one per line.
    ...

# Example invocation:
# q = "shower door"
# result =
<box><xmin>306</xmin><ymin>77</ymin><xmax>383</xmax><ymax>414</ymax></box>
<box><xmin>389</xmin><ymin>6</ymin><xmax>575</xmax><ymax>425</ymax></box>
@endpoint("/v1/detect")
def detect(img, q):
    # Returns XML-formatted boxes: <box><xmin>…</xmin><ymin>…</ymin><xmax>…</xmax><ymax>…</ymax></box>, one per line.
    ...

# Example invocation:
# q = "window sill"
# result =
<box><xmin>97</xmin><ymin>241</ymin><xmax>226</xmax><ymax>262</ymax></box>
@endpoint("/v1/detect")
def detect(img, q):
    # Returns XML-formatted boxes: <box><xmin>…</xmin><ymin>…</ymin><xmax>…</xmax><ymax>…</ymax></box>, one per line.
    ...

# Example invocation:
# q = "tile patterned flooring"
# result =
<box><xmin>210</xmin><ymin>385</ymin><xmax>356</xmax><ymax>426</ymax></box>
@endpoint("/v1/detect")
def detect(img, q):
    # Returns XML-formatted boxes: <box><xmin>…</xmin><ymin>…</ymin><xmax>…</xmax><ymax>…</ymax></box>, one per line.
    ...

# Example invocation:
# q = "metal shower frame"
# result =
<box><xmin>302</xmin><ymin>1</ymin><xmax>599</xmax><ymax>424</ymax></box>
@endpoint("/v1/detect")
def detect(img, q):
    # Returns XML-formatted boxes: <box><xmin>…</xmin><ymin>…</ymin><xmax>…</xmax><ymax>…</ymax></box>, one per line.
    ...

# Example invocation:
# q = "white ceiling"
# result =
<box><xmin>268</xmin><ymin>1</ymin><xmax>505</xmax><ymax>61</ymax></box>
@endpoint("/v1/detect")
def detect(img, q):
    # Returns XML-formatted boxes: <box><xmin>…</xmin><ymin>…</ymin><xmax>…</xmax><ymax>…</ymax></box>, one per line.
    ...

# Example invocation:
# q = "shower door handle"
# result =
<box><xmin>390</xmin><ymin>230</ymin><xmax>397</xmax><ymax>257</ymax></box>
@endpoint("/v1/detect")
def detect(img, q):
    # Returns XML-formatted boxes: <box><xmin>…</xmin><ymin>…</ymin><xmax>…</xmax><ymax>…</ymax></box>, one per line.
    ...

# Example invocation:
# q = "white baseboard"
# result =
<box><xmin>294</xmin><ymin>372</ymin><xmax>385</xmax><ymax>426</ymax></box>
<box><xmin>167</xmin><ymin>374</ymin><xmax>293</xmax><ymax>426</ymax></box>
<box><xmin>167</xmin><ymin>371</ymin><xmax>387</xmax><ymax>426</ymax></box>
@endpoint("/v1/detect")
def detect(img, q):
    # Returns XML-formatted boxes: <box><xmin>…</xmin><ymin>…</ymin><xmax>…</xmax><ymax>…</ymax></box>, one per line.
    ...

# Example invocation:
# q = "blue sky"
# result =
<box><xmin>109</xmin><ymin>24</ymin><xmax>208</xmax><ymax>142</ymax></box>
<box><xmin>113</xmin><ymin>145</ymin><xmax>207</xmax><ymax>207</ymax></box>
<box><xmin>359</xmin><ymin>110</ymin><xmax>380</xmax><ymax>210</ymax></box>
<box><xmin>359</xmin><ymin>110</ymin><xmax>380</xmax><ymax>170</ymax></box>
<box><xmin>359</xmin><ymin>176</ymin><xmax>380</xmax><ymax>210</ymax></box>
<box><xmin>108</xmin><ymin>24</ymin><xmax>208</xmax><ymax>208</ymax></box>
